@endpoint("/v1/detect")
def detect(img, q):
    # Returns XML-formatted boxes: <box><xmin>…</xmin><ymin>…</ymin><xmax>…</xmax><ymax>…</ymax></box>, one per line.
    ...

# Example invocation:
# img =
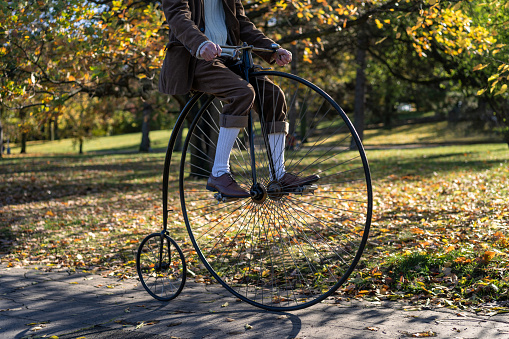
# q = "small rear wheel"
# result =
<box><xmin>136</xmin><ymin>233</ymin><xmax>186</xmax><ymax>301</ymax></box>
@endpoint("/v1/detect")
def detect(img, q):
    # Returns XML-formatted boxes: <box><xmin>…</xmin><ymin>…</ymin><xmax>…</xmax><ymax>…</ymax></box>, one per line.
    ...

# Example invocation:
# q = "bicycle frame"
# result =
<box><xmin>162</xmin><ymin>92</ymin><xmax>203</xmax><ymax>234</ymax></box>
<box><xmin>162</xmin><ymin>43</ymin><xmax>280</xmax><ymax>232</ymax></box>
<box><xmin>147</xmin><ymin>43</ymin><xmax>374</xmax><ymax>311</ymax></box>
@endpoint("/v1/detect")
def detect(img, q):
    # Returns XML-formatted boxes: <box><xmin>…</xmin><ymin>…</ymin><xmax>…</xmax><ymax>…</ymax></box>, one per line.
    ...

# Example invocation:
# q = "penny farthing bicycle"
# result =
<box><xmin>136</xmin><ymin>44</ymin><xmax>373</xmax><ymax>311</ymax></box>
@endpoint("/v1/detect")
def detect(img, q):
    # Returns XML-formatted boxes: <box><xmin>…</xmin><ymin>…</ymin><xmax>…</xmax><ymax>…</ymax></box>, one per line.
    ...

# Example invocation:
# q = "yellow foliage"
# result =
<box><xmin>476</xmin><ymin>88</ymin><xmax>487</xmax><ymax>96</ymax></box>
<box><xmin>494</xmin><ymin>84</ymin><xmax>507</xmax><ymax>96</ymax></box>
<box><xmin>473</xmin><ymin>63</ymin><xmax>489</xmax><ymax>71</ymax></box>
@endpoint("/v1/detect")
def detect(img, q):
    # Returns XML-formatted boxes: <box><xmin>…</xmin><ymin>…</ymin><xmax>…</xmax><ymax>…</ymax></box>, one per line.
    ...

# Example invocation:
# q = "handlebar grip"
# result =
<box><xmin>220</xmin><ymin>47</ymin><xmax>236</xmax><ymax>57</ymax></box>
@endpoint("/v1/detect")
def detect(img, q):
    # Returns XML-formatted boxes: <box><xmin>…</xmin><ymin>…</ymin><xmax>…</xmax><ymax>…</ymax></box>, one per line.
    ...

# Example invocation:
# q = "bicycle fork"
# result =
<box><xmin>241</xmin><ymin>45</ymin><xmax>278</xmax><ymax>201</ymax></box>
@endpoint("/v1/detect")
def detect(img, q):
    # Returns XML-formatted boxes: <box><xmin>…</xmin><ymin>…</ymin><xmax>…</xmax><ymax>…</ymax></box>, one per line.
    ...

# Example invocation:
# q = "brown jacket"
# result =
<box><xmin>159</xmin><ymin>0</ymin><xmax>276</xmax><ymax>95</ymax></box>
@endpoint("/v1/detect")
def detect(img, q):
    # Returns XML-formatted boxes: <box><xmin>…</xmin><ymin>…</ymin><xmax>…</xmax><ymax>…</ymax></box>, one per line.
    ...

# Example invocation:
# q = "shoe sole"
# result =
<box><xmin>282</xmin><ymin>178</ymin><xmax>320</xmax><ymax>190</ymax></box>
<box><xmin>206</xmin><ymin>185</ymin><xmax>250</xmax><ymax>198</ymax></box>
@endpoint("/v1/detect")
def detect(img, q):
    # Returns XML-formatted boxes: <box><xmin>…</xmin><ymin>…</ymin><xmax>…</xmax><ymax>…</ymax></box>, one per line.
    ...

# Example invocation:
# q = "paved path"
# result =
<box><xmin>1</xmin><ymin>266</ymin><xmax>508</xmax><ymax>338</ymax></box>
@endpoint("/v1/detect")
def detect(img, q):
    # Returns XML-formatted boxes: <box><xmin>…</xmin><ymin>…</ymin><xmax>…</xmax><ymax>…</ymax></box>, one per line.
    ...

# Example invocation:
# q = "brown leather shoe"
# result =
<box><xmin>279</xmin><ymin>172</ymin><xmax>319</xmax><ymax>190</ymax></box>
<box><xmin>206</xmin><ymin>173</ymin><xmax>250</xmax><ymax>198</ymax></box>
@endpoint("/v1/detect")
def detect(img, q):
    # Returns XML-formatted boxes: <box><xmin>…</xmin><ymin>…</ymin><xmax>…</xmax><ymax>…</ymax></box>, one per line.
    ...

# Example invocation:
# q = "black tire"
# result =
<box><xmin>179</xmin><ymin>71</ymin><xmax>372</xmax><ymax>310</ymax></box>
<box><xmin>136</xmin><ymin>233</ymin><xmax>186</xmax><ymax>301</ymax></box>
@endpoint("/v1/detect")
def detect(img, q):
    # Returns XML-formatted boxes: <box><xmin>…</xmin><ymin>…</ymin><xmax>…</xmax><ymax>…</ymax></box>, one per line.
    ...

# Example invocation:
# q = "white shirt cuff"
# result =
<box><xmin>196</xmin><ymin>40</ymin><xmax>212</xmax><ymax>59</ymax></box>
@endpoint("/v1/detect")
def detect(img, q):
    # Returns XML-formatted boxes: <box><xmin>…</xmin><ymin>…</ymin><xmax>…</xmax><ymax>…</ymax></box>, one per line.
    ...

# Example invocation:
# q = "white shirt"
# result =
<box><xmin>196</xmin><ymin>0</ymin><xmax>228</xmax><ymax>58</ymax></box>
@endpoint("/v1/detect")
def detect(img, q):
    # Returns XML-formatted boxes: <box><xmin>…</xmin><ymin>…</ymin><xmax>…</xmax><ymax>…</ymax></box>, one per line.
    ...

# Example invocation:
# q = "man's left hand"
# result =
<box><xmin>273</xmin><ymin>48</ymin><xmax>292</xmax><ymax>66</ymax></box>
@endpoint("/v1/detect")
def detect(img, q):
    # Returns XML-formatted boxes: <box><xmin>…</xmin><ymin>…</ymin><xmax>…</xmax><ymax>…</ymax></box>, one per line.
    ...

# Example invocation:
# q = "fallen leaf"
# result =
<box><xmin>481</xmin><ymin>250</ymin><xmax>497</xmax><ymax>263</ymax></box>
<box><xmin>167</xmin><ymin>321</ymin><xmax>182</xmax><ymax>327</ymax></box>
<box><xmin>401</xmin><ymin>330</ymin><xmax>437</xmax><ymax>337</ymax></box>
<box><xmin>31</xmin><ymin>325</ymin><xmax>46</xmax><ymax>331</ymax></box>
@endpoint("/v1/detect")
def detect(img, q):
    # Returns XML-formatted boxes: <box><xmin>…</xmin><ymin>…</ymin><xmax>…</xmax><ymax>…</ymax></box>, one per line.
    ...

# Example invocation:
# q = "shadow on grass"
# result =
<box><xmin>0</xmin><ymin>226</ymin><xmax>15</xmax><ymax>260</ymax></box>
<box><xmin>0</xmin><ymin>153</ymin><xmax>183</xmax><ymax>207</ymax></box>
<box><xmin>1</xmin><ymin>144</ymin><xmax>507</xmax><ymax>272</ymax></box>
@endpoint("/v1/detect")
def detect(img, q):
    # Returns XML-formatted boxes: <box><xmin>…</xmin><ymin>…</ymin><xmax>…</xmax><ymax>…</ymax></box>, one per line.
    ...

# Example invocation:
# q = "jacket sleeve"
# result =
<box><xmin>162</xmin><ymin>0</ymin><xmax>208</xmax><ymax>56</ymax></box>
<box><xmin>234</xmin><ymin>0</ymin><xmax>276</xmax><ymax>63</ymax></box>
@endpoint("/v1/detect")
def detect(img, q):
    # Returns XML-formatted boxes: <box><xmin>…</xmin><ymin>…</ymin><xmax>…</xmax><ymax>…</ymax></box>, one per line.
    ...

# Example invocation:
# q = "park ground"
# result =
<box><xmin>1</xmin><ymin>122</ymin><xmax>509</xmax><ymax>337</ymax></box>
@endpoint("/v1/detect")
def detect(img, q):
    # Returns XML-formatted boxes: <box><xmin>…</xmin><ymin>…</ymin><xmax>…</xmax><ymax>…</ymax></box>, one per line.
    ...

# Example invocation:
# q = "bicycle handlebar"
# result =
<box><xmin>219</xmin><ymin>43</ymin><xmax>280</xmax><ymax>58</ymax></box>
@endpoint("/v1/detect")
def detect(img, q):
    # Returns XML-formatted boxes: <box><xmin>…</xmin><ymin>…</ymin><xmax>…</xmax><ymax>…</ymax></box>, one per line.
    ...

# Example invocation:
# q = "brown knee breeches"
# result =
<box><xmin>192</xmin><ymin>58</ymin><xmax>288</xmax><ymax>134</ymax></box>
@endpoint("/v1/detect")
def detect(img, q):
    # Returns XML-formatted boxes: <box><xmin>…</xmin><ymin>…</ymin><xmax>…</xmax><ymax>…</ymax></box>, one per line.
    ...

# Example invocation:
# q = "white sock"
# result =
<box><xmin>212</xmin><ymin>127</ymin><xmax>241</xmax><ymax>177</ymax></box>
<box><xmin>268</xmin><ymin>132</ymin><xmax>286</xmax><ymax>180</ymax></box>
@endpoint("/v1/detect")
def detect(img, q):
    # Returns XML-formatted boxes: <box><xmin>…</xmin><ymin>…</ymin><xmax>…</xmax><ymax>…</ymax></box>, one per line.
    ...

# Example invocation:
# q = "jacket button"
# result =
<box><xmin>200</xmin><ymin>27</ymin><xmax>205</xmax><ymax>32</ymax></box>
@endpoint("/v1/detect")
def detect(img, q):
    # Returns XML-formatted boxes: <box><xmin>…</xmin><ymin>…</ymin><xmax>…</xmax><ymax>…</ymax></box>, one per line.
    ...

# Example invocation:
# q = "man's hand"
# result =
<box><xmin>200</xmin><ymin>42</ymin><xmax>222</xmax><ymax>61</ymax></box>
<box><xmin>273</xmin><ymin>48</ymin><xmax>292</xmax><ymax>66</ymax></box>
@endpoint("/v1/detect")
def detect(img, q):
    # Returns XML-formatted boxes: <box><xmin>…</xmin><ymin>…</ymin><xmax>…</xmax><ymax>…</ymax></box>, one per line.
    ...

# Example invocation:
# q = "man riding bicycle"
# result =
<box><xmin>159</xmin><ymin>0</ymin><xmax>319</xmax><ymax>198</ymax></box>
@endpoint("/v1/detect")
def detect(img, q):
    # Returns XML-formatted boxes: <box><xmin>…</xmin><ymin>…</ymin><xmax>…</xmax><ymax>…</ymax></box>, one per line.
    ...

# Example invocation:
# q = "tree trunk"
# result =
<box><xmin>79</xmin><ymin>138</ymin><xmax>84</xmax><ymax>154</ymax></box>
<box><xmin>49</xmin><ymin>118</ymin><xmax>55</xmax><ymax>141</ymax></box>
<box><xmin>139</xmin><ymin>102</ymin><xmax>152</xmax><ymax>152</ymax></box>
<box><xmin>0</xmin><ymin>114</ymin><xmax>3</xmax><ymax>158</ymax></box>
<box><xmin>351</xmin><ymin>28</ymin><xmax>368</xmax><ymax>149</ymax></box>
<box><xmin>21</xmin><ymin>132</ymin><xmax>27</xmax><ymax>154</ymax></box>
<box><xmin>383</xmin><ymin>77</ymin><xmax>394</xmax><ymax>128</ymax></box>
<box><xmin>20</xmin><ymin>108</ymin><xmax>27</xmax><ymax>154</ymax></box>
<box><xmin>477</xmin><ymin>98</ymin><xmax>487</xmax><ymax>118</ymax></box>
<box><xmin>53</xmin><ymin>115</ymin><xmax>59</xmax><ymax>140</ymax></box>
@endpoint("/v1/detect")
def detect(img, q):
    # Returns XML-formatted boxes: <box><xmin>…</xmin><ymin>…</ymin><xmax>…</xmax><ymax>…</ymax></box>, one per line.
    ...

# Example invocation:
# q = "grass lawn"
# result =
<box><xmin>363</xmin><ymin>121</ymin><xmax>501</xmax><ymax>146</ymax></box>
<box><xmin>8</xmin><ymin>129</ymin><xmax>173</xmax><ymax>155</ymax></box>
<box><xmin>1</xmin><ymin>124</ymin><xmax>508</xmax><ymax>312</ymax></box>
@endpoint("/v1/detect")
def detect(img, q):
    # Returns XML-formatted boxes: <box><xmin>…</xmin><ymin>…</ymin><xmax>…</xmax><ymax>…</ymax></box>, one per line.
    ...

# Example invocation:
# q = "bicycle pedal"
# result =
<box><xmin>213</xmin><ymin>193</ymin><xmax>240</xmax><ymax>203</ymax></box>
<box><xmin>290</xmin><ymin>184</ymin><xmax>318</xmax><ymax>195</ymax></box>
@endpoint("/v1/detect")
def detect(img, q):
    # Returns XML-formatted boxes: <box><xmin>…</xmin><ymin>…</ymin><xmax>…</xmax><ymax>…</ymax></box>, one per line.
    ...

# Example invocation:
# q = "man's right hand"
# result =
<box><xmin>200</xmin><ymin>42</ymin><xmax>222</xmax><ymax>61</ymax></box>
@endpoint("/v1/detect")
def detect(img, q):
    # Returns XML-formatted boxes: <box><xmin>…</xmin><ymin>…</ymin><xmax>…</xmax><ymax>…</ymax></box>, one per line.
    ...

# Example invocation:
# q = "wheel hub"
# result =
<box><xmin>267</xmin><ymin>180</ymin><xmax>284</xmax><ymax>201</ymax></box>
<box><xmin>250</xmin><ymin>183</ymin><xmax>267</xmax><ymax>204</ymax></box>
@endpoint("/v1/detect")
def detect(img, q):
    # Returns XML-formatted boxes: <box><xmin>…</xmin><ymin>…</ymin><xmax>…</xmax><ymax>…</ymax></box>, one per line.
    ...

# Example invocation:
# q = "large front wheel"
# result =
<box><xmin>180</xmin><ymin>72</ymin><xmax>372</xmax><ymax>311</ymax></box>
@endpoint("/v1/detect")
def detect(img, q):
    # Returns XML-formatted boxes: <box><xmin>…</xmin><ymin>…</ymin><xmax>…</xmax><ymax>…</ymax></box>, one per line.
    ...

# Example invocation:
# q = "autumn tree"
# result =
<box><xmin>468</xmin><ymin>1</ymin><xmax>509</xmax><ymax>144</ymax></box>
<box><xmin>0</xmin><ymin>0</ymin><xmax>166</xmax><ymax>152</ymax></box>
<box><xmin>259</xmin><ymin>0</ymin><xmax>504</xmax><ymax>143</ymax></box>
